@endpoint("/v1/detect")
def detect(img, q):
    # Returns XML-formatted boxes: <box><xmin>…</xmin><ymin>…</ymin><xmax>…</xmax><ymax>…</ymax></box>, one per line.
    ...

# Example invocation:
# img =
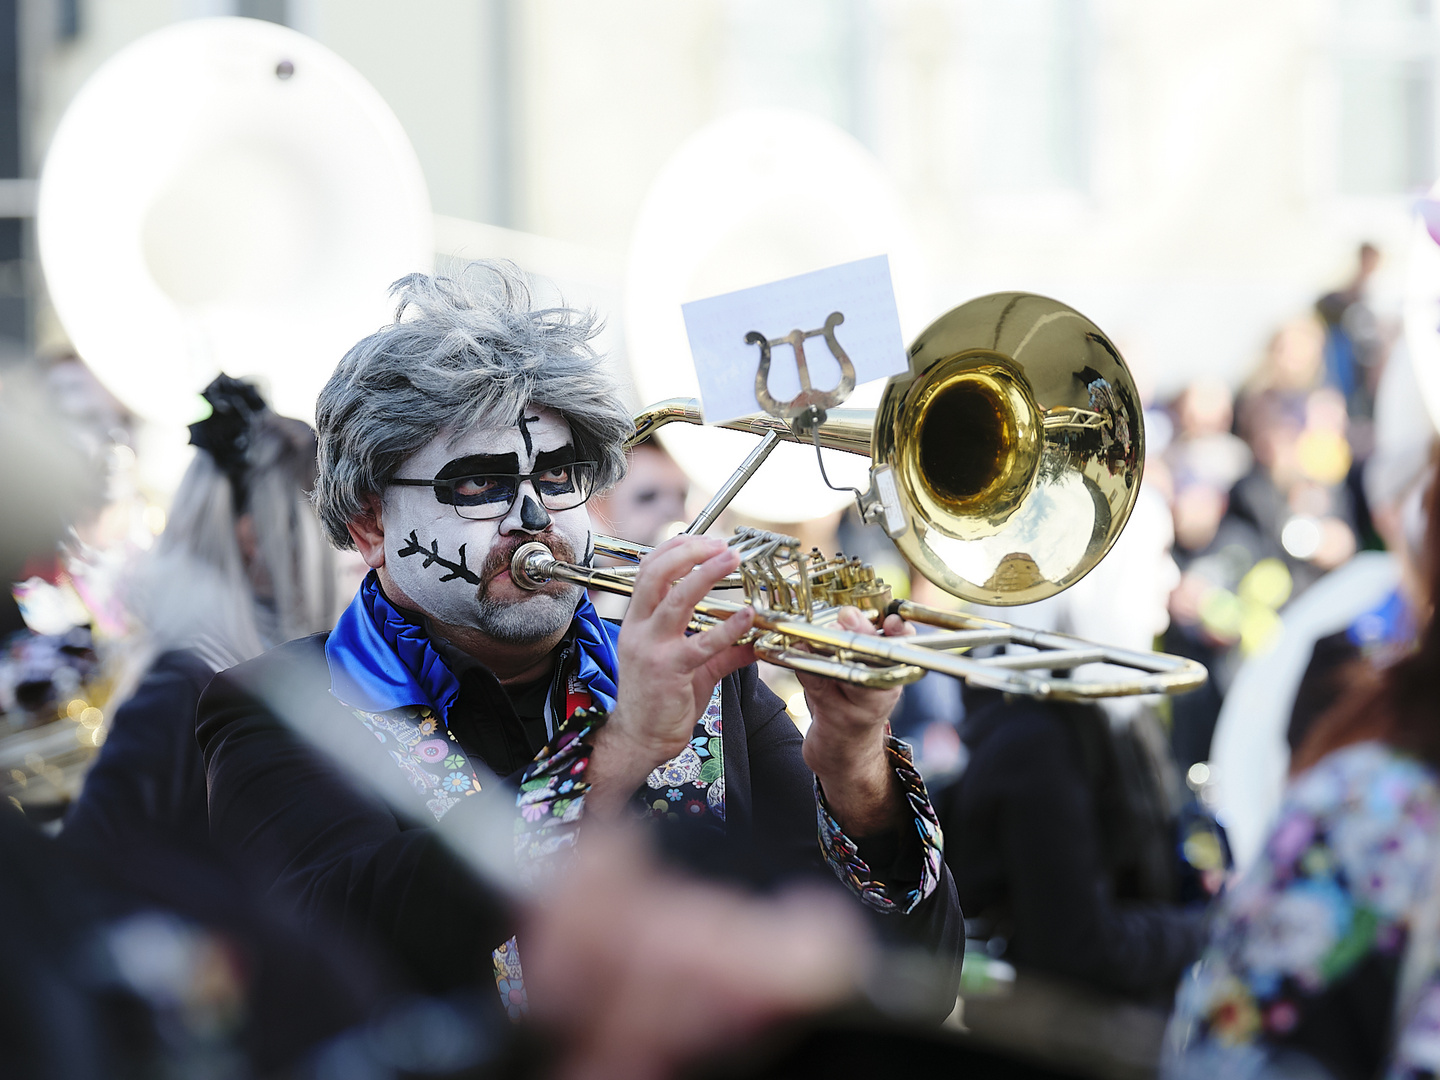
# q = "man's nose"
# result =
<box><xmin>500</xmin><ymin>480</ymin><xmax>551</xmax><ymax>534</ymax></box>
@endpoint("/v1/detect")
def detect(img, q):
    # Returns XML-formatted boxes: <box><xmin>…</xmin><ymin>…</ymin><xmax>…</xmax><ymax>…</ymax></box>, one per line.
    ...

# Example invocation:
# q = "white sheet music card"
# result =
<box><xmin>680</xmin><ymin>255</ymin><xmax>908</xmax><ymax>425</ymax></box>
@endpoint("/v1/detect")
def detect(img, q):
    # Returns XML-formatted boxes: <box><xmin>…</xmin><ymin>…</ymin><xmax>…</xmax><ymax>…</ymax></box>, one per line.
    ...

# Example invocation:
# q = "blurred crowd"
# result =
<box><xmin>2</xmin><ymin>242</ymin><xmax>1438</xmax><ymax>1080</ymax></box>
<box><xmin>1156</xmin><ymin>244</ymin><xmax>1397</xmax><ymax>773</ymax></box>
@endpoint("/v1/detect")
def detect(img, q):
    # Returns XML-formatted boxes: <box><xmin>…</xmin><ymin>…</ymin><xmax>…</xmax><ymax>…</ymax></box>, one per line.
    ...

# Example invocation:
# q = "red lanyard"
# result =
<box><xmin>563</xmin><ymin>665</ymin><xmax>594</xmax><ymax>722</ymax></box>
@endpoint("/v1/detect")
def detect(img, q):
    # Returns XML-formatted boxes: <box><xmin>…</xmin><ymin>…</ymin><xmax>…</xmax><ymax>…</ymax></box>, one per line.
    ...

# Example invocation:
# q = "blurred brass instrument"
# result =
<box><xmin>512</xmin><ymin>293</ymin><xmax>1207</xmax><ymax>701</ymax></box>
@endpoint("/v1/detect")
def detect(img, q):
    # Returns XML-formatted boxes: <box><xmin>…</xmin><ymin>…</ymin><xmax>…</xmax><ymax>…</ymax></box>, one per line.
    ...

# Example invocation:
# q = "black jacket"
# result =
<box><xmin>936</xmin><ymin>686</ymin><xmax>1203</xmax><ymax>1000</ymax></box>
<box><xmin>197</xmin><ymin>633</ymin><xmax>963</xmax><ymax>1002</ymax></box>
<box><xmin>64</xmin><ymin>649</ymin><xmax>216</xmax><ymax>853</ymax></box>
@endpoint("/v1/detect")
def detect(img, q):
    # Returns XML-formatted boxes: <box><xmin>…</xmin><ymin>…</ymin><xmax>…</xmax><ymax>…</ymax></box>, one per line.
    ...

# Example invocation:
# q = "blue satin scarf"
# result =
<box><xmin>326</xmin><ymin>571</ymin><xmax>621</xmax><ymax>724</ymax></box>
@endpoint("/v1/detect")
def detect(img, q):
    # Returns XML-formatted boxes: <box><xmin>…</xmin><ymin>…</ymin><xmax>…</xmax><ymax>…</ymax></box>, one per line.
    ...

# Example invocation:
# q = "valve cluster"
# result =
<box><xmin>807</xmin><ymin>550</ymin><xmax>893</xmax><ymax>616</ymax></box>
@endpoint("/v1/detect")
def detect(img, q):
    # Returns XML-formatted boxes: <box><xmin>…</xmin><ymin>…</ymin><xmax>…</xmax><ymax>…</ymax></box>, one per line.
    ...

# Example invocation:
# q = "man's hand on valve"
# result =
<box><xmin>586</xmin><ymin>535</ymin><xmax>755</xmax><ymax>815</ymax></box>
<box><xmin>799</xmin><ymin>607</ymin><xmax>913</xmax><ymax>837</ymax></box>
<box><xmin>587</xmin><ymin>533</ymin><xmax>911</xmax><ymax>834</ymax></box>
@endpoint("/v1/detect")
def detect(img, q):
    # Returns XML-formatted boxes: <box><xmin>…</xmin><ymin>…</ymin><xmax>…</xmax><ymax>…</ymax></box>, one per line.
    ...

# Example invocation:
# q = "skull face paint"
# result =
<box><xmin>381</xmin><ymin>407</ymin><xmax>590</xmax><ymax>642</ymax></box>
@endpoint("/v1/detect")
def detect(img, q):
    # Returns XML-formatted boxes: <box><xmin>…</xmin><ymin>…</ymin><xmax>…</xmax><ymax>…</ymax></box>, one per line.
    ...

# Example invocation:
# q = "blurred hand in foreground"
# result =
<box><xmin>522</xmin><ymin>826</ymin><xmax>872</xmax><ymax>1080</ymax></box>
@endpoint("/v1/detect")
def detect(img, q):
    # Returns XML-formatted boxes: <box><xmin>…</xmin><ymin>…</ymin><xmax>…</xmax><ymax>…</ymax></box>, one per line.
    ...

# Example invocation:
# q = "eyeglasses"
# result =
<box><xmin>390</xmin><ymin>461</ymin><xmax>600</xmax><ymax>521</ymax></box>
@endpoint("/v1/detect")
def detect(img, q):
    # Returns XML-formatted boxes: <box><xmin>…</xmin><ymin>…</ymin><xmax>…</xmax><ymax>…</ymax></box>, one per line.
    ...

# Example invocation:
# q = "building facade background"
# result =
<box><xmin>14</xmin><ymin>0</ymin><xmax>1437</xmax><ymax>395</ymax></box>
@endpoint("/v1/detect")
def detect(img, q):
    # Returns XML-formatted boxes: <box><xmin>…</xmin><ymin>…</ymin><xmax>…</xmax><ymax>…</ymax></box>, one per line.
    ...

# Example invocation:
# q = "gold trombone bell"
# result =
<box><xmin>634</xmin><ymin>292</ymin><xmax>1143</xmax><ymax>607</ymax></box>
<box><xmin>880</xmin><ymin>292</ymin><xmax>1141</xmax><ymax>606</ymax></box>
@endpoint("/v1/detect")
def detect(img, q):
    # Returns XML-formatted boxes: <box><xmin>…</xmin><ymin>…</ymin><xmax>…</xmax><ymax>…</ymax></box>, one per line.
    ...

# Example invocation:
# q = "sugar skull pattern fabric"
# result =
<box><xmin>643</xmin><ymin>685</ymin><xmax>725</xmax><ymax>822</ymax></box>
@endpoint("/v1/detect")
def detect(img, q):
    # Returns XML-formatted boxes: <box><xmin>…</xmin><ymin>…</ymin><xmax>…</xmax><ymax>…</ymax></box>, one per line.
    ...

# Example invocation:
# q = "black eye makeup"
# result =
<box><xmin>434</xmin><ymin>452</ymin><xmax>520</xmax><ymax>482</ymax></box>
<box><xmin>390</xmin><ymin>444</ymin><xmax>597</xmax><ymax>521</ymax></box>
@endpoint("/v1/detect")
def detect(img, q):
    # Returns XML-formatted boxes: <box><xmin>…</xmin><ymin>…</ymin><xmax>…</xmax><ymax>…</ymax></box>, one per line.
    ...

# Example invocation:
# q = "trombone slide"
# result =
<box><xmin>512</xmin><ymin>542</ymin><xmax>1207</xmax><ymax>701</ymax></box>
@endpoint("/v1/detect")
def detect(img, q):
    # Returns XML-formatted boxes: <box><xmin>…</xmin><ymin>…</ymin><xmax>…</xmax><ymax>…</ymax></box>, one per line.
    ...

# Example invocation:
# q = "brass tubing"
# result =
<box><xmin>684</xmin><ymin>430</ymin><xmax>785</xmax><ymax>536</ymax></box>
<box><xmin>629</xmin><ymin>397</ymin><xmax>875</xmax><ymax>455</ymax></box>
<box><xmin>894</xmin><ymin>599</ymin><xmax>1208</xmax><ymax>697</ymax></box>
<box><xmin>891</xmin><ymin>601</ymin><xmax>1011</xmax><ymax>633</ymax></box>
<box><xmin>760</xmin><ymin>611</ymin><xmax>1048</xmax><ymax>694</ymax></box>
<box><xmin>909</xmin><ymin>630</ymin><xmax>1014</xmax><ymax>651</ymax></box>
<box><xmin>983</xmin><ymin>648</ymin><xmax>1108</xmax><ymax>671</ymax></box>
<box><xmin>752</xmin><ymin>645</ymin><xmax>923</xmax><ymax>689</ymax></box>
<box><xmin>516</xmin><ymin>546</ymin><xmax>1047</xmax><ymax>696</ymax></box>
<box><xmin>592</xmin><ymin>534</ymin><xmax>748</xmax><ymax>589</ymax></box>
<box><xmin>520</xmin><ymin>548</ymin><xmax>1207</xmax><ymax>700</ymax></box>
<box><xmin>593</xmin><ymin>535</ymin><xmax>650</xmax><ymax>563</ymax></box>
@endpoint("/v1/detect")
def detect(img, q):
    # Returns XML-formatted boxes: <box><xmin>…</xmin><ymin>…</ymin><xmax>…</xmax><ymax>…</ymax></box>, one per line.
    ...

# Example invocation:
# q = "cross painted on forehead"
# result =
<box><xmin>517</xmin><ymin>410</ymin><xmax>541</xmax><ymax>456</ymax></box>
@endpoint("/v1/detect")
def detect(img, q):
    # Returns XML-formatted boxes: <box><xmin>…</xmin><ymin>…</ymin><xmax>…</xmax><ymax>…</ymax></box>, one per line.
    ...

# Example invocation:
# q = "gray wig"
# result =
<box><xmin>313</xmin><ymin>261</ymin><xmax>633</xmax><ymax>549</ymax></box>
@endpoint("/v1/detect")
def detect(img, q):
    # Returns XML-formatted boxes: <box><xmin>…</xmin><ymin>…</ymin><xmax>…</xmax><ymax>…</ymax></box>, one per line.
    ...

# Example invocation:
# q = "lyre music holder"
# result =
<box><xmin>747</xmin><ymin>310</ymin><xmax>855</xmax><ymax>434</ymax></box>
<box><xmin>681</xmin><ymin>309</ymin><xmax>873</xmax><ymax>537</ymax></box>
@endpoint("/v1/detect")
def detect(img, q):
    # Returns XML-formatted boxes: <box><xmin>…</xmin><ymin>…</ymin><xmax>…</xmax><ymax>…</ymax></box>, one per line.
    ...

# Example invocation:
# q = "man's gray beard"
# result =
<box><xmin>471</xmin><ymin>580</ymin><xmax>583</xmax><ymax>644</ymax></box>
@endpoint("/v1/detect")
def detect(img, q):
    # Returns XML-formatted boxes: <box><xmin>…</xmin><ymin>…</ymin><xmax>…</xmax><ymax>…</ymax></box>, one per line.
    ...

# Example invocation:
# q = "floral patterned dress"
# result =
<box><xmin>1163</xmin><ymin>741</ymin><xmax>1440</xmax><ymax>1080</ymax></box>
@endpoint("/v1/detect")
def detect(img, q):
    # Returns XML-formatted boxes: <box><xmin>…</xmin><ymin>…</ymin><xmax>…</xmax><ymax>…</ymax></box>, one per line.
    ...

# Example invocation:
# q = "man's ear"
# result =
<box><xmin>347</xmin><ymin>495</ymin><xmax>387</xmax><ymax>570</ymax></box>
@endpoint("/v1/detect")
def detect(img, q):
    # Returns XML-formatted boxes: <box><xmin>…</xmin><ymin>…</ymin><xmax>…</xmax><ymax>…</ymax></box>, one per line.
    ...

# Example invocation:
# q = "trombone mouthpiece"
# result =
<box><xmin>509</xmin><ymin>541</ymin><xmax>555</xmax><ymax>591</ymax></box>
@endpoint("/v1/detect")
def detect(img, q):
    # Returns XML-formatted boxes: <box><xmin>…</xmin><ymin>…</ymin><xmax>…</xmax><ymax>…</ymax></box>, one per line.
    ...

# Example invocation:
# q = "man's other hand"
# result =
<box><xmin>799</xmin><ymin>607</ymin><xmax>913</xmax><ymax>837</ymax></box>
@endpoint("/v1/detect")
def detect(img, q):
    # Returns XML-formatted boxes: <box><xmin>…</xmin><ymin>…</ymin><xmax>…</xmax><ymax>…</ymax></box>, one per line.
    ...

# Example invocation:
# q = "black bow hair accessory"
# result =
<box><xmin>188</xmin><ymin>374</ymin><xmax>268</xmax><ymax>510</ymax></box>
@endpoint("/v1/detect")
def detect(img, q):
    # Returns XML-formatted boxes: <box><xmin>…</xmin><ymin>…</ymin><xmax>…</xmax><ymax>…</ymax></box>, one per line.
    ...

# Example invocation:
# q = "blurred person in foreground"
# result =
<box><xmin>196</xmin><ymin>263</ymin><xmax>962</xmax><ymax>1018</ymax></box>
<box><xmin>934</xmin><ymin>488</ymin><xmax>1210</xmax><ymax>1004</ymax></box>
<box><xmin>1164</xmin><ymin>459</ymin><xmax>1440</xmax><ymax>1079</ymax></box>
<box><xmin>63</xmin><ymin>374</ymin><xmax>334</xmax><ymax>854</ymax></box>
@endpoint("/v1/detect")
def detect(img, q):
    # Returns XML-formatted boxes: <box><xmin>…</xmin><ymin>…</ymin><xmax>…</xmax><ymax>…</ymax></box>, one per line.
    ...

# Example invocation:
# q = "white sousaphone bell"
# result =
<box><xmin>37</xmin><ymin>16</ymin><xmax>434</xmax><ymax>427</ymax></box>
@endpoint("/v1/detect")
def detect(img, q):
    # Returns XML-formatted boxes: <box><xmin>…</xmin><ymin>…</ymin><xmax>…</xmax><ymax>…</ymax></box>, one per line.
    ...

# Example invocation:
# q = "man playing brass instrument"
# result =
<box><xmin>197</xmin><ymin>263</ymin><xmax>961</xmax><ymax>1014</ymax></box>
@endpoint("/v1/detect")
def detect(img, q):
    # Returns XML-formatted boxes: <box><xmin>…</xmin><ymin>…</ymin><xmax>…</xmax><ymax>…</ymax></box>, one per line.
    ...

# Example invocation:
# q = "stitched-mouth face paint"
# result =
<box><xmin>381</xmin><ymin>407</ymin><xmax>589</xmax><ymax>641</ymax></box>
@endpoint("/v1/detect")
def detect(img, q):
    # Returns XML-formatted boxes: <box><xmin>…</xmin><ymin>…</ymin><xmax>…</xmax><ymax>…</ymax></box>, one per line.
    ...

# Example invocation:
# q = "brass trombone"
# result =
<box><xmin>510</xmin><ymin>292</ymin><xmax>1207</xmax><ymax>702</ymax></box>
